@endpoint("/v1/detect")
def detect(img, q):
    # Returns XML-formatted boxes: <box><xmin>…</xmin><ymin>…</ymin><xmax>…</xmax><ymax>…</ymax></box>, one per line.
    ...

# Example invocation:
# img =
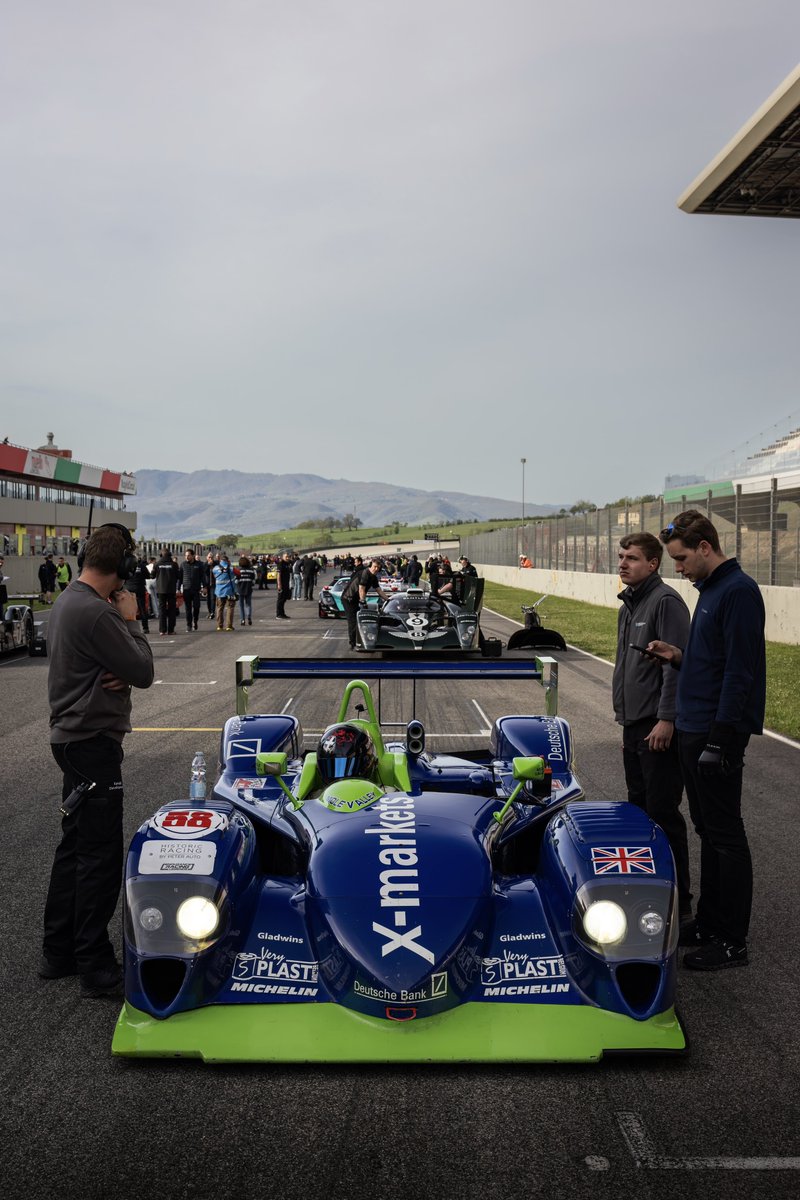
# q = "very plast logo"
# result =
<box><xmin>151</xmin><ymin>809</ymin><xmax>229</xmax><ymax>840</ymax></box>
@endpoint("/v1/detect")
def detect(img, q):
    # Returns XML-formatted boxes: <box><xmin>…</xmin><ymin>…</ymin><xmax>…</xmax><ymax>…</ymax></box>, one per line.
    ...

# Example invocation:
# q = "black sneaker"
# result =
<box><xmin>683</xmin><ymin>939</ymin><xmax>748</xmax><ymax>971</ymax></box>
<box><xmin>39</xmin><ymin>955</ymin><xmax>78</xmax><ymax>979</ymax></box>
<box><xmin>80</xmin><ymin>963</ymin><xmax>124</xmax><ymax>998</ymax></box>
<box><xmin>678</xmin><ymin>918</ymin><xmax>712</xmax><ymax>948</ymax></box>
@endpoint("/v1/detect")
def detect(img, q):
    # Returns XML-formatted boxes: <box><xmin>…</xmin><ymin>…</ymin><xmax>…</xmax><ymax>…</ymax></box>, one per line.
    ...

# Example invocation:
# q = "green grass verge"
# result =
<box><xmin>205</xmin><ymin>518</ymin><xmax>523</xmax><ymax>555</ymax></box>
<box><xmin>484</xmin><ymin>582</ymin><xmax>800</xmax><ymax>742</ymax></box>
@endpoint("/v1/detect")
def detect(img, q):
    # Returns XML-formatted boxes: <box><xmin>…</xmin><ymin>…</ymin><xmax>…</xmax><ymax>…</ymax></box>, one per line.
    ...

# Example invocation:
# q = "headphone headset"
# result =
<box><xmin>77</xmin><ymin>522</ymin><xmax>139</xmax><ymax>581</ymax></box>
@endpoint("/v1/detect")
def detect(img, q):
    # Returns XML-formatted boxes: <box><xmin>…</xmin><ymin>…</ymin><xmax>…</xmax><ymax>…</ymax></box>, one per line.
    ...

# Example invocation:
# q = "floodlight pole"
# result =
<box><xmin>520</xmin><ymin>457</ymin><xmax>527</xmax><ymax>554</ymax></box>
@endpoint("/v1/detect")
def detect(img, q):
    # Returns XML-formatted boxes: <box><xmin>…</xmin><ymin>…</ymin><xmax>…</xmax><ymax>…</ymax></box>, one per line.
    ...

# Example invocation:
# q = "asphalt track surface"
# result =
<box><xmin>2</xmin><ymin>581</ymin><xmax>799</xmax><ymax>1200</ymax></box>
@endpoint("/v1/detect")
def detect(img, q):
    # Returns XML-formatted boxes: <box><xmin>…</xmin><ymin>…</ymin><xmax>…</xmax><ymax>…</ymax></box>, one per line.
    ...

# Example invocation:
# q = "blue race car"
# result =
<box><xmin>317</xmin><ymin>575</ymin><xmax>382</xmax><ymax>619</ymax></box>
<box><xmin>113</xmin><ymin>656</ymin><xmax>685</xmax><ymax>1063</ymax></box>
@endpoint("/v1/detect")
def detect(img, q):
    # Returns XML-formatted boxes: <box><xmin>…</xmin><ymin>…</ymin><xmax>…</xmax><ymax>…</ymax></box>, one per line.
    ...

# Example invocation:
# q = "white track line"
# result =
<box><xmin>599</xmin><ymin>1111</ymin><xmax>800</xmax><ymax>1171</ymax></box>
<box><xmin>470</xmin><ymin>698</ymin><xmax>492</xmax><ymax>735</ymax></box>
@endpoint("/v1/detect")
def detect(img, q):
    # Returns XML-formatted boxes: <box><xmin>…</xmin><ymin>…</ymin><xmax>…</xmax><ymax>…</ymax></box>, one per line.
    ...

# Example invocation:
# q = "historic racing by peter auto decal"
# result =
<box><xmin>113</xmin><ymin>658</ymin><xmax>687</xmax><ymax>1064</ymax></box>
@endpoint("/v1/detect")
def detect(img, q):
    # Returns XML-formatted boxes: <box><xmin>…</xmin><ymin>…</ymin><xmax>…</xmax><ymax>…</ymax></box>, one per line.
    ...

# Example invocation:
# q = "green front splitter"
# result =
<box><xmin>112</xmin><ymin>1002</ymin><xmax>686</xmax><ymax>1063</ymax></box>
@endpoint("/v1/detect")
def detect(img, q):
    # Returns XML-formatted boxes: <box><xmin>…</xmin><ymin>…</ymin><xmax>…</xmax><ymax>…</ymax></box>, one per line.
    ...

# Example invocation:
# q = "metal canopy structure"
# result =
<box><xmin>678</xmin><ymin>63</ymin><xmax>800</xmax><ymax>217</ymax></box>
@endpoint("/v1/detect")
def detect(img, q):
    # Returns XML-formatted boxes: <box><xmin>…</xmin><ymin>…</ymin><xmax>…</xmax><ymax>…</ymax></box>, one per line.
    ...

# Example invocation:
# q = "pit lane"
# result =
<box><xmin>2</xmin><ymin>580</ymin><xmax>798</xmax><ymax>1200</ymax></box>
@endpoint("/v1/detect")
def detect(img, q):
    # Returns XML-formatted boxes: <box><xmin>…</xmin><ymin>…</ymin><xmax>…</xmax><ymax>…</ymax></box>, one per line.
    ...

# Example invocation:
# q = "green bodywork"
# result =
<box><xmin>112</xmin><ymin>1001</ymin><xmax>686</xmax><ymax>1062</ymax></box>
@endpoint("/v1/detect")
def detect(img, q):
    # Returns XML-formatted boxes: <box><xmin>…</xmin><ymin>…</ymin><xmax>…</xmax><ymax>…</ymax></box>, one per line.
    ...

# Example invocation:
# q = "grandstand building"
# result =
<box><xmin>0</xmin><ymin>433</ymin><xmax>137</xmax><ymax>557</ymax></box>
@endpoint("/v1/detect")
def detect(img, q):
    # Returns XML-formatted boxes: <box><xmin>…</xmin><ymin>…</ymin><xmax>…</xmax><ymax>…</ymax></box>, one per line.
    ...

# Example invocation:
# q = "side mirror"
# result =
<box><xmin>255</xmin><ymin>752</ymin><xmax>301</xmax><ymax>809</ymax></box>
<box><xmin>512</xmin><ymin>756</ymin><xmax>551</xmax><ymax>803</ymax></box>
<box><xmin>256</xmin><ymin>752</ymin><xmax>288</xmax><ymax>777</ymax></box>
<box><xmin>512</xmin><ymin>756</ymin><xmax>545</xmax><ymax>780</ymax></box>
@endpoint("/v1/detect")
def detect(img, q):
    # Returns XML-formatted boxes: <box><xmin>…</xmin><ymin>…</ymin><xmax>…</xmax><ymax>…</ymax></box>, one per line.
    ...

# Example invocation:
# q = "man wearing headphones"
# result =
<box><xmin>41</xmin><ymin>524</ymin><xmax>154</xmax><ymax>998</ymax></box>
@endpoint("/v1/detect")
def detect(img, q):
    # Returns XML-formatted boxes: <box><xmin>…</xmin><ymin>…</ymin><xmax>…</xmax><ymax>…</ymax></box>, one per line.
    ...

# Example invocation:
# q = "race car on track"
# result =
<box><xmin>317</xmin><ymin>575</ymin><xmax>381</xmax><ymax>619</ymax></box>
<box><xmin>113</xmin><ymin>655</ymin><xmax>686</xmax><ymax>1063</ymax></box>
<box><xmin>356</xmin><ymin>576</ymin><xmax>484</xmax><ymax>652</ymax></box>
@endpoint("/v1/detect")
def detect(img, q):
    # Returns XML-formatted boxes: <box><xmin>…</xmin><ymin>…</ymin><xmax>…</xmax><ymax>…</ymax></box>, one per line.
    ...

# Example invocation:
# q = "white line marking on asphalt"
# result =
<box><xmin>484</xmin><ymin>608</ymin><xmax>800</xmax><ymax>748</ymax></box>
<box><xmin>470</xmin><ymin>699</ymin><xmax>492</xmax><ymax>735</ymax></box>
<box><xmin>281</xmin><ymin>697</ymin><xmax>294</xmax><ymax>714</ymax></box>
<box><xmin>154</xmin><ymin>680</ymin><xmax>217</xmax><ymax>686</ymax></box>
<box><xmin>601</xmin><ymin>1111</ymin><xmax>800</xmax><ymax>1170</ymax></box>
<box><xmin>763</xmin><ymin>728</ymin><xmax>800</xmax><ymax>749</ymax></box>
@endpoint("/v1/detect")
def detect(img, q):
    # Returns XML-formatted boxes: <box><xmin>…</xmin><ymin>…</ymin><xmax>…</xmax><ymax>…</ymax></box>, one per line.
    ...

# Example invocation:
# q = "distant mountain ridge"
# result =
<box><xmin>131</xmin><ymin>468</ymin><xmax>560</xmax><ymax>539</ymax></box>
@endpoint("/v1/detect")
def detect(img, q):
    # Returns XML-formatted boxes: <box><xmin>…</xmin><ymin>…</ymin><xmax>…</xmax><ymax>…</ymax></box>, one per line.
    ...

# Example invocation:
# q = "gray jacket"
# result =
<box><xmin>48</xmin><ymin>581</ymin><xmax>154</xmax><ymax>743</ymax></box>
<box><xmin>612</xmin><ymin>574</ymin><xmax>690</xmax><ymax>726</ymax></box>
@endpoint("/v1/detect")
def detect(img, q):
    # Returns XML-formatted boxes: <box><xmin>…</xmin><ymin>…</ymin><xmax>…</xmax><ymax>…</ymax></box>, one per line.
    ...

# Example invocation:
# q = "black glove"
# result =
<box><xmin>698</xmin><ymin>723</ymin><xmax>737</xmax><ymax>776</ymax></box>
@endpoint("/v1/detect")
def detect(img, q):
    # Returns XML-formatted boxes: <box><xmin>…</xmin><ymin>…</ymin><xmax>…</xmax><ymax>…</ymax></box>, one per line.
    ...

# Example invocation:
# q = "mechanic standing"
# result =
<box><xmin>649</xmin><ymin>510</ymin><xmax>766</xmax><ymax>971</ymax></box>
<box><xmin>342</xmin><ymin>558</ymin><xmax>389</xmax><ymax>650</ymax></box>
<box><xmin>41</xmin><ymin>524</ymin><xmax>154</xmax><ymax>997</ymax></box>
<box><xmin>179</xmin><ymin>548</ymin><xmax>204</xmax><ymax>632</ymax></box>
<box><xmin>612</xmin><ymin>532</ymin><xmax>692</xmax><ymax>925</ymax></box>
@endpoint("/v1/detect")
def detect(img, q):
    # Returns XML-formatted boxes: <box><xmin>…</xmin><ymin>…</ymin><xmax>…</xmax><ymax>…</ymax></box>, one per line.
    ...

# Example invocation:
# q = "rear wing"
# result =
<box><xmin>234</xmin><ymin>654</ymin><xmax>559</xmax><ymax>721</ymax></box>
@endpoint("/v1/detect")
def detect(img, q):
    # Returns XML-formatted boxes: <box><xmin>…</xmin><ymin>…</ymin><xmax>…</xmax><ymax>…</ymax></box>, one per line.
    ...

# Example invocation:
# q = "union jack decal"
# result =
<box><xmin>591</xmin><ymin>846</ymin><xmax>656</xmax><ymax>875</ymax></box>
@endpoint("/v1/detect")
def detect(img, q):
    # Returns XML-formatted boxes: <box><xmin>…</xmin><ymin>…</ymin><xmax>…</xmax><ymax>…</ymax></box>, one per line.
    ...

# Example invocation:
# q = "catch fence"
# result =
<box><xmin>462</xmin><ymin>485</ymin><xmax>800</xmax><ymax>588</ymax></box>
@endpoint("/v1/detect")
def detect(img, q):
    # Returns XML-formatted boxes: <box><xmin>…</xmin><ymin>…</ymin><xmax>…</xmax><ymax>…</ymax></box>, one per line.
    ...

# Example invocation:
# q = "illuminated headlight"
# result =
<box><xmin>583</xmin><ymin>900</ymin><xmax>627</xmax><ymax>946</ymax></box>
<box><xmin>176</xmin><ymin>896</ymin><xmax>219</xmax><ymax>940</ymax></box>
<box><xmin>638</xmin><ymin>910</ymin><xmax>664</xmax><ymax>937</ymax></box>
<box><xmin>139</xmin><ymin>906</ymin><xmax>164</xmax><ymax>932</ymax></box>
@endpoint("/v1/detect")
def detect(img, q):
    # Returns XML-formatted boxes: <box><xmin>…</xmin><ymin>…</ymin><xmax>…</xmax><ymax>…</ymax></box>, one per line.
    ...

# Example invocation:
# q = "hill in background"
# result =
<box><xmin>132</xmin><ymin>469</ymin><xmax>560</xmax><ymax>539</ymax></box>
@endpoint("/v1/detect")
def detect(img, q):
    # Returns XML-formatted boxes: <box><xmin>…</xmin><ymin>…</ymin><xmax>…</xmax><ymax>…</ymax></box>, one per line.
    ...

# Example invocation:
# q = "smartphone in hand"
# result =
<box><xmin>629</xmin><ymin>642</ymin><xmax>669</xmax><ymax>663</ymax></box>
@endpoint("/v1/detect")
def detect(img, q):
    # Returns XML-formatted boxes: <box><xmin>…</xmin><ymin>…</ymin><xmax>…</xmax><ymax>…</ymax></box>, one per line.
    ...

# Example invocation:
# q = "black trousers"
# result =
<box><xmin>276</xmin><ymin>588</ymin><xmax>288</xmax><ymax>617</ymax></box>
<box><xmin>158</xmin><ymin>593</ymin><xmax>177</xmax><ymax>633</ymax></box>
<box><xmin>134</xmin><ymin>588</ymin><xmax>149</xmax><ymax>631</ymax></box>
<box><xmin>678</xmin><ymin>730</ymin><xmax>752</xmax><ymax>946</ymax></box>
<box><xmin>622</xmin><ymin>718</ymin><xmax>692</xmax><ymax>916</ymax></box>
<box><xmin>183</xmin><ymin>589</ymin><xmax>201</xmax><ymax>627</ymax></box>
<box><xmin>43</xmin><ymin>736</ymin><xmax>124</xmax><ymax>972</ymax></box>
<box><xmin>344</xmin><ymin>598</ymin><xmax>360</xmax><ymax>648</ymax></box>
<box><xmin>206</xmin><ymin>586</ymin><xmax>215</xmax><ymax>614</ymax></box>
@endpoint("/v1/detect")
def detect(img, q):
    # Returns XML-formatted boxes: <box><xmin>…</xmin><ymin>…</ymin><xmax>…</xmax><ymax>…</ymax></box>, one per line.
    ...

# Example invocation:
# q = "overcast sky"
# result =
<box><xmin>3</xmin><ymin>1</ymin><xmax>799</xmax><ymax>509</ymax></box>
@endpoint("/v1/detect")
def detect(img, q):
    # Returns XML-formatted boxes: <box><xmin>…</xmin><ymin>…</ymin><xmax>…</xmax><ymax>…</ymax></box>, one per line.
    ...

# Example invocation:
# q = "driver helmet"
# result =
<box><xmin>317</xmin><ymin>723</ymin><xmax>378</xmax><ymax>782</ymax></box>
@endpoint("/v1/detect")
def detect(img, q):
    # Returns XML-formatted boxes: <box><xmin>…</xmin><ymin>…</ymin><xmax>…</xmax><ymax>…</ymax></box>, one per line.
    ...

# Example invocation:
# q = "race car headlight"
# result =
<box><xmin>583</xmin><ymin>900</ymin><xmax>627</xmax><ymax>946</ymax></box>
<box><xmin>139</xmin><ymin>906</ymin><xmax>164</xmax><ymax>932</ymax></box>
<box><xmin>176</xmin><ymin>896</ymin><xmax>219</xmax><ymax>940</ymax></box>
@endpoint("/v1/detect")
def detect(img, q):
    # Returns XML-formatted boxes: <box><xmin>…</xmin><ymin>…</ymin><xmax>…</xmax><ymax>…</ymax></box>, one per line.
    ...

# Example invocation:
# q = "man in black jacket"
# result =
<box><xmin>276</xmin><ymin>552</ymin><xmax>292</xmax><ymax>619</ymax></box>
<box><xmin>301</xmin><ymin>555</ymin><xmax>318</xmax><ymax>601</ymax></box>
<box><xmin>155</xmin><ymin>548</ymin><xmax>180</xmax><ymax>636</ymax></box>
<box><xmin>38</xmin><ymin>554</ymin><xmax>57</xmax><ymax>603</ymax></box>
<box><xmin>342</xmin><ymin>559</ymin><xmax>389</xmax><ymax>650</ymax></box>
<box><xmin>123</xmin><ymin>555</ymin><xmax>150</xmax><ymax>634</ymax></box>
<box><xmin>613</xmin><ymin>533</ymin><xmax>692</xmax><ymax>924</ymax></box>
<box><xmin>649</xmin><ymin>511</ymin><xmax>766</xmax><ymax>970</ymax></box>
<box><xmin>179</xmin><ymin>549</ymin><xmax>204</xmax><ymax>631</ymax></box>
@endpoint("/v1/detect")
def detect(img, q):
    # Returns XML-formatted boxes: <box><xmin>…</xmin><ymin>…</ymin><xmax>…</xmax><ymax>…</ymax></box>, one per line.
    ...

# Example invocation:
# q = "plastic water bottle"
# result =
<box><xmin>190</xmin><ymin>751</ymin><xmax>207</xmax><ymax>801</ymax></box>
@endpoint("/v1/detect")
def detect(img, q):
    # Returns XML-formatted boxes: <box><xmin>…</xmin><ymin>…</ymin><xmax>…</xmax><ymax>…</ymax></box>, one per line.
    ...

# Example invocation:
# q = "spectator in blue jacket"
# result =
<box><xmin>213</xmin><ymin>554</ymin><xmax>237</xmax><ymax>632</ymax></box>
<box><xmin>649</xmin><ymin>510</ymin><xmax>765</xmax><ymax>972</ymax></box>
